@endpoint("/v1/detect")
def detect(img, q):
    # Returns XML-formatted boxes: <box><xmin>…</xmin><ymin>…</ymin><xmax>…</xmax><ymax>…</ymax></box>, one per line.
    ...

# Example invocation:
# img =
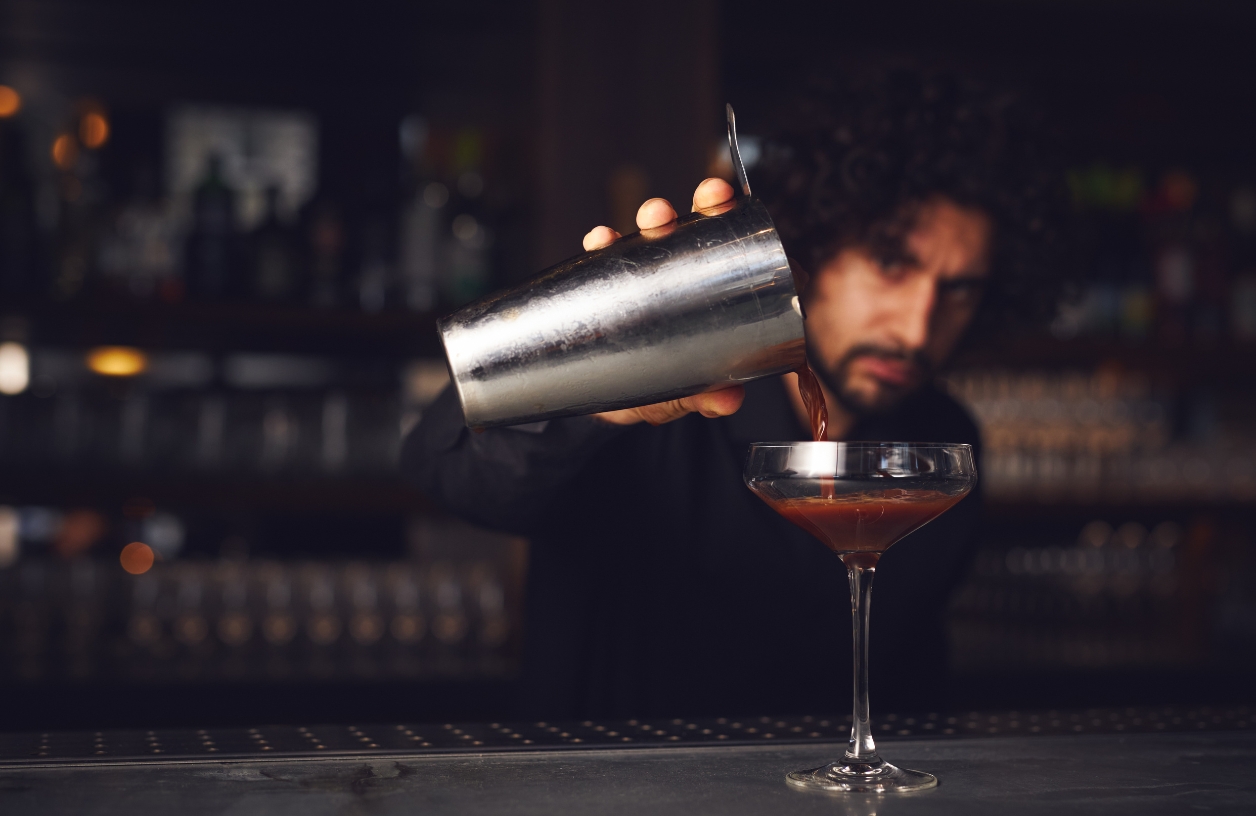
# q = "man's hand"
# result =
<box><xmin>584</xmin><ymin>178</ymin><xmax>745</xmax><ymax>427</ymax></box>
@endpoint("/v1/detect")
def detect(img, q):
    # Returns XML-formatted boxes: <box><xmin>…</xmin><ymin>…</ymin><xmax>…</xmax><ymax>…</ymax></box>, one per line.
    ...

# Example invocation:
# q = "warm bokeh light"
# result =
<box><xmin>0</xmin><ymin>86</ymin><xmax>20</xmax><ymax>118</ymax></box>
<box><xmin>80</xmin><ymin>111</ymin><xmax>109</xmax><ymax>149</ymax></box>
<box><xmin>54</xmin><ymin>509</ymin><xmax>107</xmax><ymax>560</ymax></box>
<box><xmin>86</xmin><ymin>346</ymin><xmax>148</xmax><ymax>377</ymax></box>
<box><xmin>0</xmin><ymin>506</ymin><xmax>18</xmax><ymax>568</ymax></box>
<box><xmin>0</xmin><ymin>342</ymin><xmax>29</xmax><ymax>395</ymax></box>
<box><xmin>120</xmin><ymin>541</ymin><xmax>155</xmax><ymax>575</ymax></box>
<box><xmin>51</xmin><ymin>133</ymin><xmax>78</xmax><ymax>170</ymax></box>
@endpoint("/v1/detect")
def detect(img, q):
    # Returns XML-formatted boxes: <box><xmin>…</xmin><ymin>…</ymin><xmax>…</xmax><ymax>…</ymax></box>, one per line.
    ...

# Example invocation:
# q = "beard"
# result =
<box><xmin>810</xmin><ymin>343</ymin><xmax>933</xmax><ymax>417</ymax></box>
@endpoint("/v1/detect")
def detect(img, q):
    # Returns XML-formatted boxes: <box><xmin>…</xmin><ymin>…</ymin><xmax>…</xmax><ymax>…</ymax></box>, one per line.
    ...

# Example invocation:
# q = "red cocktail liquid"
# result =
<box><xmin>761</xmin><ymin>489</ymin><xmax>965</xmax><ymax>567</ymax></box>
<box><xmin>796</xmin><ymin>364</ymin><xmax>828</xmax><ymax>442</ymax></box>
<box><xmin>795</xmin><ymin>363</ymin><xmax>836</xmax><ymax>497</ymax></box>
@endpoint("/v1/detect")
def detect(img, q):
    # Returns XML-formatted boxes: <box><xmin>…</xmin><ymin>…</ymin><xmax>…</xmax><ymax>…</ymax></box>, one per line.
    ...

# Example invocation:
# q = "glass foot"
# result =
<box><xmin>786</xmin><ymin>755</ymin><xmax>937</xmax><ymax>794</ymax></box>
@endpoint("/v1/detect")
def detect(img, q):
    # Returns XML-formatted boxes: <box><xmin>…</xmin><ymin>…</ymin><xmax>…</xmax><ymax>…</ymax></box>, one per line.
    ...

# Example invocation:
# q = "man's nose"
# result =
<box><xmin>886</xmin><ymin>275</ymin><xmax>936</xmax><ymax>351</ymax></box>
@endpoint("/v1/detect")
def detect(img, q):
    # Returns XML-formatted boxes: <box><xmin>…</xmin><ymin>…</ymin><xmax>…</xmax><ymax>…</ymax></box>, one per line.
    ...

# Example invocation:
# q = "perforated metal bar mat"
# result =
<box><xmin>1</xmin><ymin>705</ymin><xmax>1250</xmax><ymax>767</ymax></box>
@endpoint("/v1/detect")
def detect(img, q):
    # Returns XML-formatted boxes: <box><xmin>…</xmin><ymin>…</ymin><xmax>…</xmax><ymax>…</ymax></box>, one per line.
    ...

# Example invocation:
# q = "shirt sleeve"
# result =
<box><xmin>400</xmin><ymin>385</ymin><xmax>632</xmax><ymax>534</ymax></box>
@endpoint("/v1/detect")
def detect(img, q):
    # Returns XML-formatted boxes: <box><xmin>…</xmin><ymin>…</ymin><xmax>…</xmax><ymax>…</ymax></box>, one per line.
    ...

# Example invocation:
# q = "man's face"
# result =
<box><xmin>802</xmin><ymin>197</ymin><xmax>992</xmax><ymax>415</ymax></box>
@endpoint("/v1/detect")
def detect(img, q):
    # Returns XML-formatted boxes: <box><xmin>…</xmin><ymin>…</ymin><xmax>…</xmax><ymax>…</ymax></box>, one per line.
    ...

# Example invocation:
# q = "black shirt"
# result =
<box><xmin>403</xmin><ymin>377</ymin><xmax>982</xmax><ymax>720</ymax></box>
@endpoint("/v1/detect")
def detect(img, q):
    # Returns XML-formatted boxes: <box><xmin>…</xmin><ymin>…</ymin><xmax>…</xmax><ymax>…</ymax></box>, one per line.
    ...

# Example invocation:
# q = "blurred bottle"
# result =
<box><xmin>399</xmin><ymin>182</ymin><xmax>442</xmax><ymax>312</ymax></box>
<box><xmin>442</xmin><ymin>129</ymin><xmax>491</xmax><ymax>306</ymax></box>
<box><xmin>173</xmin><ymin>570</ymin><xmax>209</xmax><ymax>647</ymax></box>
<box><xmin>49</xmin><ymin>142</ymin><xmax>95</xmax><ymax>301</ymax></box>
<box><xmin>184</xmin><ymin>155</ymin><xmax>239</xmax><ymax>301</ymax></box>
<box><xmin>1085</xmin><ymin>280</ymin><xmax>1120</xmax><ymax>337</ymax></box>
<box><xmin>14</xmin><ymin>561</ymin><xmax>49</xmax><ymax>680</ymax></box>
<box><xmin>118</xmin><ymin>391</ymin><xmax>149</xmax><ymax>466</ymax></box>
<box><xmin>431</xmin><ymin>565</ymin><xmax>467</xmax><ymax>646</ymax></box>
<box><xmin>1118</xmin><ymin>282</ymin><xmax>1154</xmax><ymax>341</ymax></box>
<box><xmin>306</xmin><ymin>200</ymin><xmax>344</xmax><ymax>308</ymax></box>
<box><xmin>1231</xmin><ymin>275</ymin><xmax>1256</xmax><ymax>342</ymax></box>
<box><xmin>474</xmin><ymin>568</ymin><xmax>510</xmax><ymax>649</ymax></box>
<box><xmin>304</xmin><ymin>568</ymin><xmax>342</xmax><ymax>648</ymax></box>
<box><xmin>98</xmin><ymin>166</ymin><xmax>182</xmax><ymax>301</ymax></box>
<box><xmin>398</xmin><ymin>115</ymin><xmax>439</xmax><ymax>312</ymax></box>
<box><xmin>343</xmin><ymin>390</ymin><xmax>401</xmax><ymax>474</ymax></box>
<box><xmin>261</xmin><ymin>567</ymin><xmax>297</xmax><ymax>647</ymax></box>
<box><xmin>1070</xmin><ymin>163</ymin><xmax>1145</xmax><ymax>339</ymax></box>
<box><xmin>387</xmin><ymin>565</ymin><xmax>425</xmax><ymax>645</ymax></box>
<box><xmin>356</xmin><ymin>221</ymin><xmax>393</xmax><ymax>313</ymax></box>
<box><xmin>1229</xmin><ymin>186</ymin><xmax>1256</xmax><ymax>342</ymax></box>
<box><xmin>126</xmin><ymin>572</ymin><xmax>163</xmax><ymax>649</ymax></box>
<box><xmin>320</xmin><ymin>391</ymin><xmax>348</xmax><ymax>473</ymax></box>
<box><xmin>260</xmin><ymin>396</ymin><xmax>297</xmax><ymax>473</ymax></box>
<box><xmin>248</xmin><ymin>186</ymin><xmax>298</xmax><ymax>303</ymax></box>
<box><xmin>1148</xmin><ymin>171</ymin><xmax>1199</xmax><ymax>345</ymax></box>
<box><xmin>0</xmin><ymin>114</ymin><xmax>41</xmax><ymax>295</ymax></box>
<box><xmin>347</xmin><ymin>566</ymin><xmax>384</xmax><ymax>647</ymax></box>
<box><xmin>52</xmin><ymin>390</ymin><xmax>83</xmax><ymax>460</ymax></box>
<box><xmin>194</xmin><ymin>393</ymin><xmax>226</xmax><ymax>470</ymax></box>
<box><xmin>1154</xmin><ymin>242</ymin><xmax>1194</xmax><ymax>345</ymax></box>
<box><xmin>1191</xmin><ymin>191</ymin><xmax>1228</xmax><ymax>346</ymax></box>
<box><xmin>1118</xmin><ymin>194</ymin><xmax>1155</xmax><ymax>341</ymax></box>
<box><xmin>216</xmin><ymin>570</ymin><xmax>253</xmax><ymax>648</ymax></box>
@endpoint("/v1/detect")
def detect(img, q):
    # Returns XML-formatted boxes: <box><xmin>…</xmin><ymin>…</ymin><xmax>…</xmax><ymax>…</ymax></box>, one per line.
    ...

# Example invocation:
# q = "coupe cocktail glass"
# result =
<box><xmin>744</xmin><ymin>442</ymin><xmax>976</xmax><ymax>793</ymax></box>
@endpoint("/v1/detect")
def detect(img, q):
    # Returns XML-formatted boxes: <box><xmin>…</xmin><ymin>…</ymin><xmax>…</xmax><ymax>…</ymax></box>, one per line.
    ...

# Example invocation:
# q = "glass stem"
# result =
<box><xmin>845</xmin><ymin>563</ymin><xmax>878</xmax><ymax>762</ymax></box>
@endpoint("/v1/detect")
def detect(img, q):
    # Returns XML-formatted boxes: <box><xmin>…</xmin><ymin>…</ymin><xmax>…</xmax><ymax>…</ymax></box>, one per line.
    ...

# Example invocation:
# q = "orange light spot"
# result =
<box><xmin>80</xmin><ymin>112</ymin><xmax>109</xmax><ymax>149</ymax></box>
<box><xmin>51</xmin><ymin>133</ymin><xmax>78</xmax><ymax>171</ymax></box>
<box><xmin>0</xmin><ymin>86</ymin><xmax>20</xmax><ymax>118</ymax></box>
<box><xmin>86</xmin><ymin>346</ymin><xmax>148</xmax><ymax>377</ymax></box>
<box><xmin>121</xmin><ymin>542</ymin><xmax>155</xmax><ymax>575</ymax></box>
<box><xmin>54</xmin><ymin>509</ymin><xmax>107</xmax><ymax>560</ymax></box>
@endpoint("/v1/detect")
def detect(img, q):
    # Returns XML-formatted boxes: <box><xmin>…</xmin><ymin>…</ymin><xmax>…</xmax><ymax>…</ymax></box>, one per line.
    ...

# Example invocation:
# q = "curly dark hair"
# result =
<box><xmin>756</xmin><ymin>68</ymin><xmax>1068</xmax><ymax>333</ymax></box>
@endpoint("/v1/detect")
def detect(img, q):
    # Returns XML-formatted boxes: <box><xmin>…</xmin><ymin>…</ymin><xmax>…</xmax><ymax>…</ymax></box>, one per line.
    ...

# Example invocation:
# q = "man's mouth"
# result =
<box><xmin>855</xmin><ymin>355</ymin><xmax>917</xmax><ymax>387</ymax></box>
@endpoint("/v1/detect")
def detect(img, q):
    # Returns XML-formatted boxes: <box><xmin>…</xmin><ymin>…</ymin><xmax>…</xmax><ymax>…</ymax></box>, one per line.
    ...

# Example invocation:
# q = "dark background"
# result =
<box><xmin>0</xmin><ymin>0</ymin><xmax>1254</xmax><ymax>730</ymax></box>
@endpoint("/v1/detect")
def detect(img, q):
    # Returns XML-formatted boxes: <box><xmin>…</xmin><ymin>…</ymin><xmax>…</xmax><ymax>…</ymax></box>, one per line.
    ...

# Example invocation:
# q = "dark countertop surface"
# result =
<box><xmin>1</xmin><ymin>730</ymin><xmax>1255</xmax><ymax>815</ymax></box>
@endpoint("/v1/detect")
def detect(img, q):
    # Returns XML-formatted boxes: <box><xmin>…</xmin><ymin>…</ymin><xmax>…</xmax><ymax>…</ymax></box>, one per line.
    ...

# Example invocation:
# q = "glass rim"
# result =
<box><xmin>747</xmin><ymin>441</ymin><xmax>973</xmax><ymax>450</ymax></box>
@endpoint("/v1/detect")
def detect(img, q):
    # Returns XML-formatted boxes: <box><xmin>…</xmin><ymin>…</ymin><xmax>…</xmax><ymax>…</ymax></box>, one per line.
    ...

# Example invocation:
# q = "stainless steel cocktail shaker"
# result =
<box><xmin>438</xmin><ymin>105</ymin><xmax>805</xmax><ymax>428</ymax></box>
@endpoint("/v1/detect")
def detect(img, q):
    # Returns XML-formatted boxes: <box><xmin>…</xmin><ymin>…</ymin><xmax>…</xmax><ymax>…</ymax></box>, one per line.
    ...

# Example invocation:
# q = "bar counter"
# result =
<box><xmin>1</xmin><ymin>707</ymin><xmax>1252</xmax><ymax>814</ymax></box>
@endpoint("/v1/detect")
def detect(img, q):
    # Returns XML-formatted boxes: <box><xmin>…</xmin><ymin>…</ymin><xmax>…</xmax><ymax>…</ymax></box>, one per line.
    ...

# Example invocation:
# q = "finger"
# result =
<box><xmin>594</xmin><ymin>407</ymin><xmax>644</xmax><ymax>426</ymax></box>
<box><xmin>637</xmin><ymin>385</ymin><xmax>746</xmax><ymax>426</ymax></box>
<box><xmin>636</xmin><ymin>198</ymin><xmax>678</xmax><ymax>230</ymax></box>
<box><xmin>632</xmin><ymin>399</ymin><xmax>691</xmax><ymax>426</ymax></box>
<box><xmin>681</xmin><ymin>385</ymin><xmax>746</xmax><ymax>418</ymax></box>
<box><xmin>692</xmin><ymin>178</ymin><xmax>736</xmax><ymax>213</ymax></box>
<box><xmin>595</xmin><ymin>385</ymin><xmax>746</xmax><ymax>427</ymax></box>
<box><xmin>583</xmin><ymin>225</ymin><xmax>622</xmax><ymax>251</ymax></box>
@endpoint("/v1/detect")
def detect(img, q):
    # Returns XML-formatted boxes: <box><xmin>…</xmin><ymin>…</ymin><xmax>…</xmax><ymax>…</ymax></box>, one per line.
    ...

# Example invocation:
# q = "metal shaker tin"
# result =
<box><xmin>438</xmin><ymin>106</ymin><xmax>804</xmax><ymax>428</ymax></box>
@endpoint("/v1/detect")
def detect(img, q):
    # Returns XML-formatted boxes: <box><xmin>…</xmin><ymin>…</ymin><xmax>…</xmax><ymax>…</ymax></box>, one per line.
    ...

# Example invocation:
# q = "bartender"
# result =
<box><xmin>404</xmin><ymin>70</ymin><xmax>1060</xmax><ymax>719</ymax></box>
